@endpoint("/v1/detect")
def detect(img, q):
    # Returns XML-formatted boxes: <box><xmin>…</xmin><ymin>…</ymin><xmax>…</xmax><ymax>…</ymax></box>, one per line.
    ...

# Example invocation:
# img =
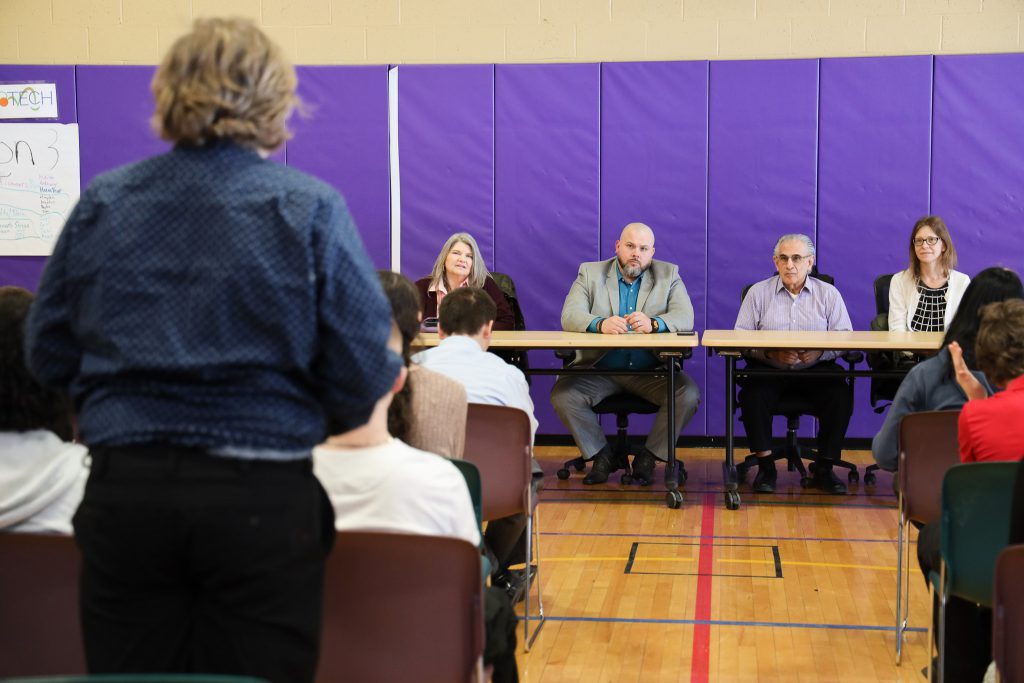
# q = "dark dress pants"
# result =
<box><xmin>916</xmin><ymin>523</ymin><xmax>992</xmax><ymax>682</ymax></box>
<box><xmin>73</xmin><ymin>445</ymin><xmax>334</xmax><ymax>683</ymax></box>
<box><xmin>738</xmin><ymin>360</ymin><xmax>854</xmax><ymax>463</ymax></box>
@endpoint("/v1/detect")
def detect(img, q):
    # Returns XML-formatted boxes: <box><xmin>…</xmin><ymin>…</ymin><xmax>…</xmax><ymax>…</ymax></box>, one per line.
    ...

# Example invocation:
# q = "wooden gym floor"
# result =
<box><xmin>515</xmin><ymin>446</ymin><xmax>931</xmax><ymax>683</ymax></box>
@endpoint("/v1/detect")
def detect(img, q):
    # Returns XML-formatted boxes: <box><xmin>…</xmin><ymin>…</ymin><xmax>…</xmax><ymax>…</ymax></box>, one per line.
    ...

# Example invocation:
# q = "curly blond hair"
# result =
<box><xmin>151</xmin><ymin>17</ymin><xmax>297</xmax><ymax>150</ymax></box>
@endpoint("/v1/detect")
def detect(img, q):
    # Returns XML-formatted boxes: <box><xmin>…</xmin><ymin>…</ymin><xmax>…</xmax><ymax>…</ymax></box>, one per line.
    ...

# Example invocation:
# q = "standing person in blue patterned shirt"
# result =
<box><xmin>25</xmin><ymin>17</ymin><xmax>401</xmax><ymax>683</ymax></box>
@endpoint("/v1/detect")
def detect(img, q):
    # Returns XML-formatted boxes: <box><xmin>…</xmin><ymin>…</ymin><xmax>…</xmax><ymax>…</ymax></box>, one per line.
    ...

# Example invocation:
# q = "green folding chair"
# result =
<box><xmin>930</xmin><ymin>462</ymin><xmax>1019</xmax><ymax>683</ymax></box>
<box><xmin>450</xmin><ymin>458</ymin><xmax>491</xmax><ymax>580</ymax></box>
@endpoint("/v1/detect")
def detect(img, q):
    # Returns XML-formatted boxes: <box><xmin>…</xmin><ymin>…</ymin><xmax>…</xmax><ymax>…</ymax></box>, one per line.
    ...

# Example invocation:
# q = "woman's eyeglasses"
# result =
<box><xmin>913</xmin><ymin>236</ymin><xmax>940</xmax><ymax>247</ymax></box>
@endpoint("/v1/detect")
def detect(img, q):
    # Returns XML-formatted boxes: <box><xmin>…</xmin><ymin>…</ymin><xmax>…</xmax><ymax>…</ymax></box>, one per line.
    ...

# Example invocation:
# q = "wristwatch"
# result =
<box><xmin>650</xmin><ymin>318</ymin><xmax>660</xmax><ymax>333</ymax></box>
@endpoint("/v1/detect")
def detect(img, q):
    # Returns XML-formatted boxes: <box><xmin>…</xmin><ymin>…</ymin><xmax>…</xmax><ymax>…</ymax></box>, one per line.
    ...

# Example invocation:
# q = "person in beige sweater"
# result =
<box><xmin>378</xmin><ymin>270</ymin><xmax>468</xmax><ymax>459</ymax></box>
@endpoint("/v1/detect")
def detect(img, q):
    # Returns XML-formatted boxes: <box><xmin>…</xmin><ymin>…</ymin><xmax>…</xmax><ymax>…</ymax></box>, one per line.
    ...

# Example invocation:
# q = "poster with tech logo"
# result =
<box><xmin>0</xmin><ymin>82</ymin><xmax>81</xmax><ymax>256</ymax></box>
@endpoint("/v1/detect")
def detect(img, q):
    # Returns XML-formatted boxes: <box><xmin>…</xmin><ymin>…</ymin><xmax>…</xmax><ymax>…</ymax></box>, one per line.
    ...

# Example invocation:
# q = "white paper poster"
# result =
<box><xmin>0</xmin><ymin>123</ymin><xmax>81</xmax><ymax>256</ymax></box>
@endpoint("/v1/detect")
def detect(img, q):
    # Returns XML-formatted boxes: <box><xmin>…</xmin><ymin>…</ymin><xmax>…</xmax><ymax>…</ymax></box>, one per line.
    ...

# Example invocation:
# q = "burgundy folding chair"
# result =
<box><xmin>894</xmin><ymin>410</ymin><xmax>961</xmax><ymax>664</ymax></box>
<box><xmin>464</xmin><ymin>403</ymin><xmax>545</xmax><ymax>651</ymax></box>
<box><xmin>318</xmin><ymin>532</ymin><xmax>484</xmax><ymax>683</ymax></box>
<box><xmin>0</xmin><ymin>532</ymin><xmax>86</xmax><ymax>677</ymax></box>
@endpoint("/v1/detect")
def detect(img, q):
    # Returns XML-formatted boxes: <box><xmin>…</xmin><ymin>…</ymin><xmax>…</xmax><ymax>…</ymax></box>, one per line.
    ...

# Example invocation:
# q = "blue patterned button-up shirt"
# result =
<box><xmin>26</xmin><ymin>142</ymin><xmax>401</xmax><ymax>457</ymax></box>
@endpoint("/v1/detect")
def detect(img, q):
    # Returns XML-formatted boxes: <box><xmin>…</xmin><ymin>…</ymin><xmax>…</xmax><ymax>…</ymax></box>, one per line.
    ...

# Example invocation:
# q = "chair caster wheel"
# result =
<box><xmin>800</xmin><ymin>476</ymin><xmax>813</xmax><ymax>488</ymax></box>
<box><xmin>848</xmin><ymin>470</ymin><xmax>860</xmax><ymax>484</ymax></box>
<box><xmin>620</xmin><ymin>473</ymin><xmax>633</xmax><ymax>485</ymax></box>
<box><xmin>556</xmin><ymin>468</ymin><xmax>570</xmax><ymax>481</ymax></box>
<box><xmin>864</xmin><ymin>472</ymin><xmax>876</xmax><ymax>486</ymax></box>
<box><xmin>572</xmin><ymin>457</ymin><xmax>586</xmax><ymax>472</ymax></box>
<box><xmin>724</xmin><ymin>490</ymin><xmax>740</xmax><ymax>510</ymax></box>
<box><xmin>665</xmin><ymin>490</ymin><xmax>683</xmax><ymax>509</ymax></box>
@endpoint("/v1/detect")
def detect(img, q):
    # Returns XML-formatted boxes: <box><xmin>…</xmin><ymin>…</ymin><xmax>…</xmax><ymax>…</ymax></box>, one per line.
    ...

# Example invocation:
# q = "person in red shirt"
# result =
<box><xmin>950</xmin><ymin>297</ymin><xmax>1024</xmax><ymax>462</ymax></box>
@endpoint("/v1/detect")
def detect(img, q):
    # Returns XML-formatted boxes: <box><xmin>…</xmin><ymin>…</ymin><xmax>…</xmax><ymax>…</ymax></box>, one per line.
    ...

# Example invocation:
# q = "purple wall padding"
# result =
<box><xmin>706</xmin><ymin>59</ymin><xmax>819</xmax><ymax>437</ymax></box>
<box><xmin>398</xmin><ymin>65</ymin><xmax>494</xmax><ymax>281</ymax></box>
<box><xmin>290</xmin><ymin>66</ymin><xmax>390</xmax><ymax>268</ymax></box>
<box><xmin>495</xmin><ymin>64</ymin><xmax>600</xmax><ymax>435</ymax></box>
<box><xmin>76</xmin><ymin>66</ymin><xmax>168</xmax><ymax>188</ymax></box>
<box><xmin>932</xmin><ymin>54</ymin><xmax>1024</xmax><ymax>278</ymax></box>
<box><xmin>818</xmin><ymin>56</ymin><xmax>933</xmax><ymax>437</ymax></box>
<box><xmin>601</xmin><ymin>61</ymin><xmax>709</xmax><ymax>436</ymax></box>
<box><xmin>0</xmin><ymin>65</ymin><xmax>76</xmax><ymax>290</ymax></box>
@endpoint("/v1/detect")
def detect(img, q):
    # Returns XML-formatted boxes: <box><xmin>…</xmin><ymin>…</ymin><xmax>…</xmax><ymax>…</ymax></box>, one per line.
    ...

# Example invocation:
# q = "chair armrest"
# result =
<box><xmin>554</xmin><ymin>349</ymin><xmax>575</xmax><ymax>364</ymax></box>
<box><xmin>841</xmin><ymin>350</ymin><xmax>863</xmax><ymax>368</ymax></box>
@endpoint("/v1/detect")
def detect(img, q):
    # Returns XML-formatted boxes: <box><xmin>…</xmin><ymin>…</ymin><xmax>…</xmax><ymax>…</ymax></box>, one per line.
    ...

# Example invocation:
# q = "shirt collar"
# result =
<box><xmin>615</xmin><ymin>262</ymin><xmax>642</xmax><ymax>287</ymax></box>
<box><xmin>437</xmin><ymin>335</ymin><xmax>483</xmax><ymax>352</ymax></box>
<box><xmin>774</xmin><ymin>274</ymin><xmax>814</xmax><ymax>295</ymax></box>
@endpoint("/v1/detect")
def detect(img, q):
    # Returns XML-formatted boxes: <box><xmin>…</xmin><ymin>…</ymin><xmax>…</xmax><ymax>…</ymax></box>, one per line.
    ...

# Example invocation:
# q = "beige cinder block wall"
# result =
<box><xmin>0</xmin><ymin>0</ymin><xmax>1020</xmax><ymax>65</ymax></box>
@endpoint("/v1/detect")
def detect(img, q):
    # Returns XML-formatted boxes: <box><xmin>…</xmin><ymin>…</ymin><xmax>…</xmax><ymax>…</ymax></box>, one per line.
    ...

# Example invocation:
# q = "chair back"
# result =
<box><xmin>940</xmin><ymin>462</ymin><xmax>1018</xmax><ymax>606</ymax></box>
<box><xmin>450</xmin><ymin>459</ymin><xmax>483</xmax><ymax>534</ymax></box>
<box><xmin>489</xmin><ymin>271</ymin><xmax>526</xmax><ymax>332</ymax></box>
<box><xmin>464</xmin><ymin>403</ymin><xmax>533</xmax><ymax>521</ymax></box>
<box><xmin>897</xmin><ymin>410</ymin><xmax>961</xmax><ymax>525</ymax></box>
<box><xmin>0</xmin><ymin>533</ymin><xmax>86</xmax><ymax>677</ymax></box>
<box><xmin>874</xmin><ymin>273</ymin><xmax>895</xmax><ymax>315</ymax></box>
<box><xmin>318</xmin><ymin>532</ymin><xmax>484</xmax><ymax>683</ymax></box>
<box><xmin>993</xmin><ymin>544</ymin><xmax>1024</xmax><ymax>683</ymax></box>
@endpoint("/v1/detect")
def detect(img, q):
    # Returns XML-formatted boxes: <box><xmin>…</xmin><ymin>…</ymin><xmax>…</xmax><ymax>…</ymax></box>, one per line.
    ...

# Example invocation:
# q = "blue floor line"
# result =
<box><xmin>519</xmin><ymin>614</ymin><xmax>928</xmax><ymax>633</ymax></box>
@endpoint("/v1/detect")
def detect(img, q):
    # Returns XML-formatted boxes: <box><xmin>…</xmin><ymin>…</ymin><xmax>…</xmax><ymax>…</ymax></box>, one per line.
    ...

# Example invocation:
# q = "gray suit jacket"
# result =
<box><xmin>560</xmin><ymin>258</ymin><xmax>694</xmax><ymax>367</ymax></box>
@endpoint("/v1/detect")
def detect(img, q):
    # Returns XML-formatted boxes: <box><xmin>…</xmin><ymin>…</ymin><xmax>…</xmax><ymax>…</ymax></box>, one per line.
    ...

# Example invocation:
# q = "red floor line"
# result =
<box><xmin>689</xmin><ymin>492</ymin><xmax>717</xmax><ymax>683</ymax></box>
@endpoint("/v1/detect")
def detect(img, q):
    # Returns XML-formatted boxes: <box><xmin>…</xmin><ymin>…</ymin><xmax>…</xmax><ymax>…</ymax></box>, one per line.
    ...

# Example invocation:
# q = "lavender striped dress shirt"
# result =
<box><xmin>734</xmin><ymin>275</ymin><xmax>852</xmax><ymax>368</ymax></box>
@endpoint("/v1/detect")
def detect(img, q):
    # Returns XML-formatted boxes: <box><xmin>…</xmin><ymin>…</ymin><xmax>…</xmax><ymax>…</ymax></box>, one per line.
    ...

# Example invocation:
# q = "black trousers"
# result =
<box><xmin>73</xmin><ymin>445</ymin><xmax>334</xmax><ymax>683</ymax></box>
<box><xmin>916</xmin><ymin>523</ymin><xmax>992</xmax><ymax>682</ymax></box>
<box><xmin>738</xmin><ymin>360</ymin><xmax>854</xmax><ymax>463</ymax></box>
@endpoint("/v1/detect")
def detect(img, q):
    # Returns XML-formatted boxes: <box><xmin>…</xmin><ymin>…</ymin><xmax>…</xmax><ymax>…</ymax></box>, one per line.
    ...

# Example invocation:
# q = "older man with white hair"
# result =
<box><xmin>734</xmin><ymin>233</ymin><xmax>854</xmax><ymax>494</ymax></box>
<box><xmin>552</xmin><ymin>222</ymin><xmax>701</xmax><ymax>486</ymax></box>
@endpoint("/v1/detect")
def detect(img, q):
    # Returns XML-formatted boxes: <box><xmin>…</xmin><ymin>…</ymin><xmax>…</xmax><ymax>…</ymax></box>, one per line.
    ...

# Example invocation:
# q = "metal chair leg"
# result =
<box><xmin>895</xmin><ymin>503</ymin><xmax>906</xmax><ymax>664</ymax></box>
<box><xmin>937</xmin><ymin>561</ymin><xmax>947</xmax><ymax>683</ymax></box>
<box><xmin>522</xmin><ymin>508</ymin><xmax>546</xmax><ymax>652</ymax></box>
<box><xmin>927</xmin><ymin>577</ymin><xmax>935</xmax><ymax>683</ymax></box>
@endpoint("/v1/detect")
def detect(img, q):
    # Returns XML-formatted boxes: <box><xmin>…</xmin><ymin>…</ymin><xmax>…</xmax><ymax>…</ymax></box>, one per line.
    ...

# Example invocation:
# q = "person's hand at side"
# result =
<box><xmin>949</xmin><ymin>341</ymin><xmax>987</xmax><ymax>401</ymax></box>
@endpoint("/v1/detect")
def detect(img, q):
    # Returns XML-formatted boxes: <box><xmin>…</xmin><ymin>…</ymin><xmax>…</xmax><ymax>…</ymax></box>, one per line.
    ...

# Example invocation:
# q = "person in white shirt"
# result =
<box><xmin>413</xmin><ymin>286</ymin><xmax>541</xmax><ymax>601</ymax></box>
<box><xmin>0</xmin><ymin>286</ymin><xmax>88</xmax><ymax>535</ymax></box>
<box><xmin>314</xmin><ymin>323</ymin><xmax>479</xmax><ymax>547</ymax></box>
<box><xmin>413</xmin><ymin>287</ymin><xmax>538</xmax><ymax>442</ymax></box>
<box><xmin>889</xmin><ymin>216</ymin><xmax>970</xmax><ymax>333</ymax></box>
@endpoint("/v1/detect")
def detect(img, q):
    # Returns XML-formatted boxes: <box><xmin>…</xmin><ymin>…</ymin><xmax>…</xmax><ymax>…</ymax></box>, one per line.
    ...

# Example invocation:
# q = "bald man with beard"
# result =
<box><xmin>552</xmin><ymin>223</ymin><xmax>701</xmax><ymax>486</ymax></box>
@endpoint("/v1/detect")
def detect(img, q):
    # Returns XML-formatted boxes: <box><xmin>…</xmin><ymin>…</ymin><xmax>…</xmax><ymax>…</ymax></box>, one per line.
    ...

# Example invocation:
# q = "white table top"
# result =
<box><xmin>700</xmin><ymin>329</ymin><xmax>944</xmax><ymax>352</ymax></box>
<box><xmin>413</xmin><ymin>330</ymin><xmax>701</xmax><ymax>349</ymax></box>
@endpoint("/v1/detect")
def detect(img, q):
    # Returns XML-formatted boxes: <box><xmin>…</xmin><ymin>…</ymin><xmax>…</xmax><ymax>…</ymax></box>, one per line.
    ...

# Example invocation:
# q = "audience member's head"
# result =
<box><xmin>974</xmin><ymin>299</ymin><xmax>1024</xmax><ymax>388</ymax></box>
<box><xmin>908</xmin><ymin>215</ymin><xmax>957</xmax><ymax>279</ymax></box>
<box><xmin>151</xmin><ymin>17</ymin><xmax>297</xmax><ymax>151</ymax></box>
<box><xmin>942</xmin><ymin>266</ymin><xmax>1024</xmax><ymax>370</ymax></box>
<box><xmin>377</xmin><ymin>270</ymin><xmax>421</xmax><ymax>363</ymax></box>
<box><xmin>438</xmin><ymin>287</ymin><xmax>496</xmax><ymax>339</ymax></box>
<box><xmin>0</xmin><ymin>287</ymin><xmax>71</xmax><ymax>438</ymax></box>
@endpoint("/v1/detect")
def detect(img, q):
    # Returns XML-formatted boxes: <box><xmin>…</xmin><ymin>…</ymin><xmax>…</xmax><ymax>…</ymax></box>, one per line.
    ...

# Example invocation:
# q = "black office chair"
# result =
<box><xmin>553</xmin><ymin>357</ymin><xmax>690</xmax><ymax>486</ymax></box>
<box><xmin>490</xmin><ymin>271</ymin><xmax>530</xmax><ymax>380</ymax></box>
<box><xmin>735</xmin><ymin>271</ymin><xmax>863</xmax><ymax>487</ymax></box>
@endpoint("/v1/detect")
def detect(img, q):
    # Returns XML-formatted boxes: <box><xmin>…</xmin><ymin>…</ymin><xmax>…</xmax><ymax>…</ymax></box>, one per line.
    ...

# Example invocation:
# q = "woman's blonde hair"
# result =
<box><xmin>428</xmin><ymin>232</ymin><xmax>489</xmax><ymax>291</ymax></box>
<box><xmin>151</xmin><ymin>17</ymin><xmax>297</xmax><ymax>150</ymax></box>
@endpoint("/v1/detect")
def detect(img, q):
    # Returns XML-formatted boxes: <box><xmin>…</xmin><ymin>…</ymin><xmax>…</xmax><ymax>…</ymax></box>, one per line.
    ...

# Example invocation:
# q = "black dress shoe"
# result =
<box><xmin>583</xmin><ymin>447</ymin><xmax>615</xmax><ymax>485</ymax></box>
<box><xmin>496</xmin><ymin>565</ymin><xmax>537</xmax><ymax>604</ymax></box>
<box><xmin>814</xmin><ymin>467</ymin><xmax>847</xmax><ymax>494</ymax></box>
<box><xmin>631</xmin><ymin>448</ymin><xmax>657</xmax><ymax>486</ymax></box>
<box><xmin>752</xmin><ymin>460</ymin><xmax>777</xmax><ymax>493</ymax></box>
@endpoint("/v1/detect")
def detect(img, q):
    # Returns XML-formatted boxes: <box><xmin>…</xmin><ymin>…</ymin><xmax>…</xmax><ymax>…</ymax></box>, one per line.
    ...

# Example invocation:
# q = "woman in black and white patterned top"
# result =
<box><xmin>889</xmin><ymin>215</ymin><xmax>971</xmax><ymax>333</ymax></box>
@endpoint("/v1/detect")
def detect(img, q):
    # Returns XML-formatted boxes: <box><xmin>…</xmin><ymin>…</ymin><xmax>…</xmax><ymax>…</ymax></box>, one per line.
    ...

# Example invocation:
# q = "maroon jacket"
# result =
<box><xmin>414</xmin><ymin>276</ymin><xmax>516</xmax><ymax>331</ymax></box>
